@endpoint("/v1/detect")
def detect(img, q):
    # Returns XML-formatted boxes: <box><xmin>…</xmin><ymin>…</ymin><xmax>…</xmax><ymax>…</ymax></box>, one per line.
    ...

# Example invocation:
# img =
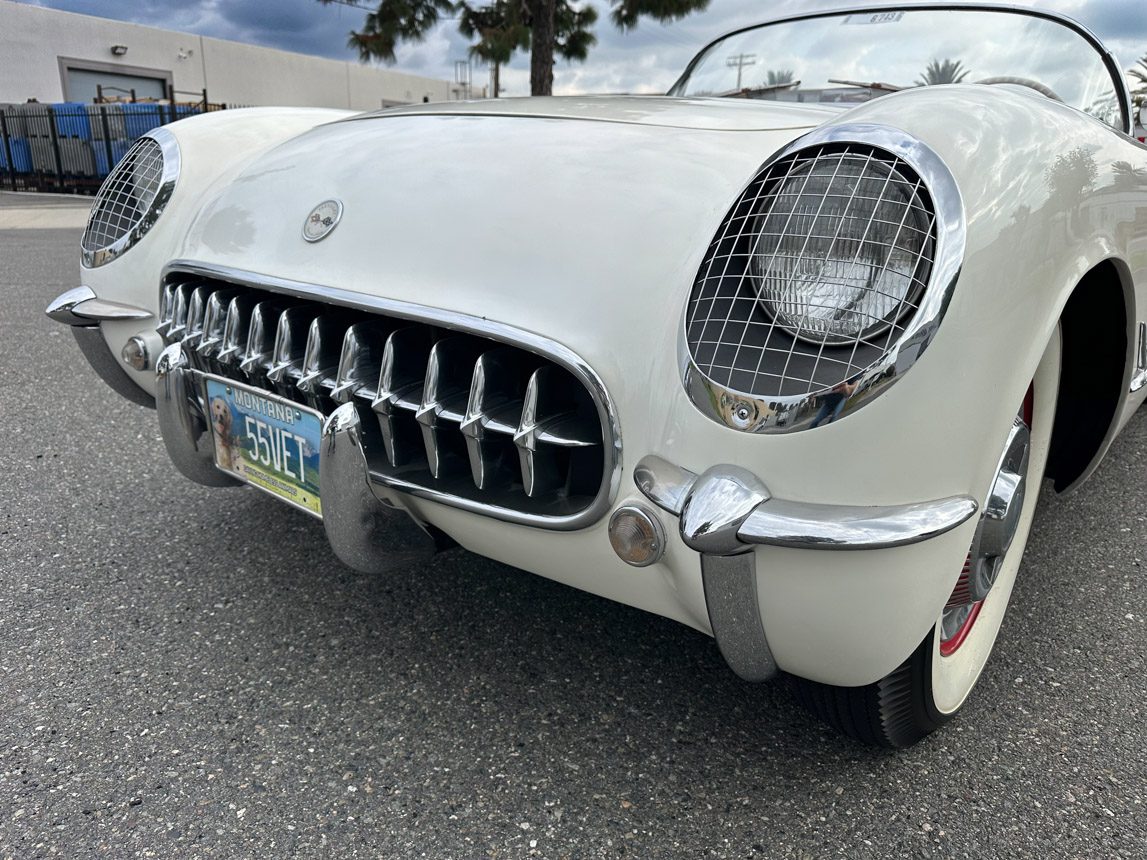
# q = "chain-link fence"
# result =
<box><xmin>0</xmin><ymin>101</ymin><xmax>228</xmax><ymax>194</ymax></box>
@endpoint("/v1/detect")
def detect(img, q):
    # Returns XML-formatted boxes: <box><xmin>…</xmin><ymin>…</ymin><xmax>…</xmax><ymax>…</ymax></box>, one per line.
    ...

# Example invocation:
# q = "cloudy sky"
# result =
<box><xmin>13</xmin><ymin>0</ymin><xmax>1147</xmax><ymax>96</ymax></box>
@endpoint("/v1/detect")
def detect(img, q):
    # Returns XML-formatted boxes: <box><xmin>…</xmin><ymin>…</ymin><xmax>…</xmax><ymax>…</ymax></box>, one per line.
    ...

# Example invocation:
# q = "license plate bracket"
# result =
<box><xmin>203</xmin><ymin>375</ymin><xmax>323</xmax><ymax>518</ymax></box>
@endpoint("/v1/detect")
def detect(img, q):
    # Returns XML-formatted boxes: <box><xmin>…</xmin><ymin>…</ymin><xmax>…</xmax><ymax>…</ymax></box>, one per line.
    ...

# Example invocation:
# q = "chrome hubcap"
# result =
<box><xmin>941</xmin><ymin>411</ymin><xmax>1031</xmax><ymax>649</ymax></box>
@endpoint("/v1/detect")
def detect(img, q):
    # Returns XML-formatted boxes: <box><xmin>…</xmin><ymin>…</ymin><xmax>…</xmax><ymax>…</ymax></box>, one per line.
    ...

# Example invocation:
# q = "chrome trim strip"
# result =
<box><xmin>680</xmin><ymin>123</ymin><xmax>966</xmax><ymax>435</ymax></box>
<box><xmin>667</xmin><ymin>3</ymin><xmax>1132</xmax><ymax>135</ymax></box>
<box><xmin>46</xmin><ymin>286</ymin><xmax>152</xmax><ymax>326</ymax></box>
<box><xmin>82</xmin><ymin>128</ymin><xmax>181</xmax><ymax>269</ymax></box>
<box><xmin>737</xmin><ymin>496</ymin><xmax>979</xmax><ymax>550</ymax></box>
<box><xmin>161</xmin><ymin>260</ymin><xmax>623</xmax><ymax>531</ymax></box>
<box><xmin>635</xmin><ymin>454</ymin><xmax>977</xmax><ymax>551</ymax></box>
<box><xmin>1131</xmin><ymin>322</ymin><xmax>1147</xmax><ymax>393</ymax></box>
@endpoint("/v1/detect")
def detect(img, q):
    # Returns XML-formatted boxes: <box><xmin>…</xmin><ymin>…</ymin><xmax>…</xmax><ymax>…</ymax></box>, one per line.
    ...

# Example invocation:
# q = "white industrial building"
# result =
<box><xmin>0</xmin><ymin>0</ymin><xmax>461</xmax><ymax>109</ymax></box>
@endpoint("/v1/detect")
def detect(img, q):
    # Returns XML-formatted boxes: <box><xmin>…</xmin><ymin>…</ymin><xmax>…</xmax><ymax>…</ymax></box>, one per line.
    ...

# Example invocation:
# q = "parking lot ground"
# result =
<box><xmin>1</xmin><ymin>226</ymin><xmax>1144</xmax><ymax>859</ymax></box>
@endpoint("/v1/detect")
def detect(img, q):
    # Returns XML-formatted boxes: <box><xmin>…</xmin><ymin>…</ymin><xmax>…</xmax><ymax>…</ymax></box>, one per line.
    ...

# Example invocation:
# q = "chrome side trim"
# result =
<box><xmin>161</xmin><ymin>260</ymin><xmax>624</xmax><ymax>531</ymax></box>
<box><xmin>635</xmin><ymin>454</ymin><xmax>977</xmax><ymax>551</ymax></box>
<box><xmin>738</xmin><ymin>496</ymin><xmax>979</xmax><ymax>550</ymax></box>
<box><xmin>82</xmin><ymin>128</ymin><xmax>181</xmax><ymax>269</ymax></box>
<box><xmin>45</xmin><ymin>286</ymin><xmax>151</xmax><ymax>326</ymax></box>
<box><xmin>1131</xmin><ymin>321</ymin><xmax>1147</xmax><ymax>393</ymax></box>
<box><xmin>681</xmin><ymin>124</ymin><xmax>966</xmax><ymax>435</ymax></box>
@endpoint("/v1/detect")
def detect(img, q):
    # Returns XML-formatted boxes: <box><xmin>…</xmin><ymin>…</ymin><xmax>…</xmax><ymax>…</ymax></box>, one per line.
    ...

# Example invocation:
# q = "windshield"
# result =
<box><xmin>670</xmin><ymin>7</ymin><xmax>1127</xmax><ymax>131</ymax></box>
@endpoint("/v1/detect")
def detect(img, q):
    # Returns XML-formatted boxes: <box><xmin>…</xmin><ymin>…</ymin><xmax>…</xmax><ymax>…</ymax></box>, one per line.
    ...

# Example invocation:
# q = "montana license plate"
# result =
<box><xmin>204</xmin><ymin>375</ymin><xmax>323</xmax><ymax>518</ymax></box>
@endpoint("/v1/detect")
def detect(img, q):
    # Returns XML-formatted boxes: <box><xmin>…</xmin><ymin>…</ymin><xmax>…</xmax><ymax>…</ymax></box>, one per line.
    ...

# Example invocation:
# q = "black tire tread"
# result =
<box><xmin>791</xmin><ymin>633</ymin><xmax>950</xmax><ymax>749</ymax></box>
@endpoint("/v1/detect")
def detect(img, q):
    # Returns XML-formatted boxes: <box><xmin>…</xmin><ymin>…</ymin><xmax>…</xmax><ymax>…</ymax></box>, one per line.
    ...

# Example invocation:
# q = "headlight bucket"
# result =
<box><xmin>682</xmin><ymin>124</ymin><xmax>965</xmax><ymax>434</ymax></box>
<box><xmin>81</xmin><ymin>128</ymin><xmax>180</xmax><ymax>268</ymax></box>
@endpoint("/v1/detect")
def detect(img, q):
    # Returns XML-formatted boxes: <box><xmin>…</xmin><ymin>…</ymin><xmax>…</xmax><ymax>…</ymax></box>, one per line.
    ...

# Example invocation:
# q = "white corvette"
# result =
<box><xmin>47</xmin><ymin>5</ymin><xmax>1147</xmax><ymax>746</ymax></box>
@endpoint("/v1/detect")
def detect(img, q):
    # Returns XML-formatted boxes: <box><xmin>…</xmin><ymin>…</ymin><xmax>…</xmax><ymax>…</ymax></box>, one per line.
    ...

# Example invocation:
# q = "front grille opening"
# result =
<box><xmin>686</xmin><ymin>142</ymin><xmax>937</xmax><ymax>399</ymax></box>
<box><xmin>159</xmin><ymin>277</ymin><xmax>611</xmax><ymax>521</ymax></box>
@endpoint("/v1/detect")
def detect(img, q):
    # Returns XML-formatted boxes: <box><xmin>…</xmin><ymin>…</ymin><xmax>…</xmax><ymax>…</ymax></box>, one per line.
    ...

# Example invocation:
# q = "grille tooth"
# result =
<box><xmin>332</xmin><ymin>321</ymin><xmax>392</xmax><ymax>404</ymax></box>
<box><xmin>217</xmin><ymin>294</ymin><xmax>259</xmax><ymax>367</ymax></box>
<box><xmin>239</xmin><ymin>300</ymin><xmax>292</xmax><ymax>385</ymax></box>
<box><xmin>372</xmin><ymin>327</ymin><xmax>433</xmax><ymax>467</ymax></box>
<box><xmin>157</xmin><ymin>284</ymin><xmax>177</xmax><ymax>339</ymax></box>
<box><xmin>297</xmin><ymin>315</ymin><xmax>349</xmax><ymax>410</ymax></box>
<box><xmin>513</xmin><ymin>366</ymin><xmax>603</xmax><ymax>498</ymax></box>
<box><xmin>416</xmin><ymin>338</ymin><xmax>485</xmax><ymax>480</ymax></box>
<box><xmin>180</xmin><ymin>285</ymin><xmax>213</xmax><ymax>359</ymax></box>
<box><xmin>267</xmin><ymin>305</ymin><xmax>320</xmax><ymax>395</ymax></box>
<box><xmin>196</xmin><ymin>289</ymin><xmax>241</xmax><ymax>366</ymax></box>
<box><xmin>461</xmin><ymin>348</ymin><xmax>528</xmax><ymax>490</ymax></box>
<box><xmin>515</xmin><ymin>368</ymin><xmax>559</xmax><ymax>497</ymax></box>
<box><xmin>166</xmin><ymin>284</ymin><xmax>195</xmax><ymax>342</ymax></box>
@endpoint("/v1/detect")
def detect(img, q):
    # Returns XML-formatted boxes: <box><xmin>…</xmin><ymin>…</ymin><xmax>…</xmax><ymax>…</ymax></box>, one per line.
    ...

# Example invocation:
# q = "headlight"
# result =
<box><xmin>750</xmin><ymin>149</ymin><xmax>932</xmax><ymax>345</ymax></box>
<box><xmin>81</xmin><ymin>128</ymin><xmax>180</xmax><ymax>268</ymax></box>
<box><xmin>682</xmin><ymin>128</ymin><xmax>964</xmax><ymax>434</ymax></box>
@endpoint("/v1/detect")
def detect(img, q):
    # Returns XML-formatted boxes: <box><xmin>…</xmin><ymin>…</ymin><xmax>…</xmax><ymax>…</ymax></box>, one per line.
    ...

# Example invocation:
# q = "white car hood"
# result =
<box><xmin>351</xmin><ymin>95</ymin><xmax>841</xmax><ymax>131</ymax></box>
<box><xmin>177</xmin><ymin>98</ymin><xmax>825</xmax><ymax>343</ymax></box>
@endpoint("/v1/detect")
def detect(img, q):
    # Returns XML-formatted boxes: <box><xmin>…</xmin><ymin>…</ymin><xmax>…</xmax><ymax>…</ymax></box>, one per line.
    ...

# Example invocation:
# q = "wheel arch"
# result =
<box><xmin>1046</xmin><ymin>258</ymin><xmax>1134</xmax><ymax>493</ymax></box>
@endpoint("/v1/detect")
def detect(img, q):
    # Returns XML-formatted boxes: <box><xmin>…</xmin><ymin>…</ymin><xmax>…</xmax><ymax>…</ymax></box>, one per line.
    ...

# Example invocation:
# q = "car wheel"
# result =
<box><xmin>793</xmin><ymin>327</ymin><xmax>1061</xmax><ymax>748</ymax></box>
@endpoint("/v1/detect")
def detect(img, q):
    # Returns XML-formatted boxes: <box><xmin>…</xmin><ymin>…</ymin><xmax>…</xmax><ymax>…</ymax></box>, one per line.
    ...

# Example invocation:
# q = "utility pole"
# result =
<box><xmin>726</xmin><ymin>53</ymin><xmax>757</xmax><ymax>90</ymax></box>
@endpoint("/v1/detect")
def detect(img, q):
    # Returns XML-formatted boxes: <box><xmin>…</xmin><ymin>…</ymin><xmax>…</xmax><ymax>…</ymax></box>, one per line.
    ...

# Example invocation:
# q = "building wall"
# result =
<box><xmin>0</xmin><ymin>0</ymin><xmax>454</xmax><ymax>108</ymax></box>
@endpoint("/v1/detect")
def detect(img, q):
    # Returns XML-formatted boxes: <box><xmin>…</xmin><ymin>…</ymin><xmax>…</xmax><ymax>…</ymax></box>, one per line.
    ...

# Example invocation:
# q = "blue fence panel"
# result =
<box><xmin>52</xmin><ymin>103</ymin><xmax>92</xmax><ymax>139</ymax></box>
<box><xmin>0</xmin><ymin>138</ymin><xmax>33</xmax><ymax>173</ymax></box>
<box><xmin>121</xmin><ymin>104</ymin><xmax>164</xmax><ymax>138</ymax></box>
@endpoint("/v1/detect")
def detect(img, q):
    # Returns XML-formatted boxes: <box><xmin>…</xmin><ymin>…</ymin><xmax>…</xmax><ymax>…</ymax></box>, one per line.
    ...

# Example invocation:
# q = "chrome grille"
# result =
<box><xmin>81</xmin><ymin>137</ymin><xmax>165</xmax><ymax>254</ymax></box>
<box><xmin>159</xmin><ymin>277</ymin><xmax>611</xmax><ymax>522</ymax></box>
<box><xmin>685</xmin><ymin>143</ymin><xmax>937</xmax><ymax>398</ymax></box>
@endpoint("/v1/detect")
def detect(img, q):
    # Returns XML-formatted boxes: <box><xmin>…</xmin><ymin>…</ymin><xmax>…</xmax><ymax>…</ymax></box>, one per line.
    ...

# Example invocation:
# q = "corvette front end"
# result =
<box><xmin>46</xmin><ymin>4</ymin><xmax>1147</xmax><ymax>748</ymax></box>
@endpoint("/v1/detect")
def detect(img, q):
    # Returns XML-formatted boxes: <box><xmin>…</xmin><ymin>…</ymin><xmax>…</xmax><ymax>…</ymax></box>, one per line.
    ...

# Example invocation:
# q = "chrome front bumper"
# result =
<box><xmin>632</xmin><ymin>456</ymin><xmax>978</xmax><ymax>681</ymax></box>
<box><xmin>155</xmin><ymin>342</ymin><xmax>443</xmax><ymax>571</ymax></box>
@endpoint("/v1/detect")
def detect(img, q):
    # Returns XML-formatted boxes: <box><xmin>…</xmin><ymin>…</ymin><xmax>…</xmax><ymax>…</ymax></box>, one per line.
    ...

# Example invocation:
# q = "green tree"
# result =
<box><xmin>915</xmin><ymin>58</ymin><xmax>969</xmax><ymax>87</ymax></box>
<box><xmin>1128</xmin><ymin>52</ymin><xmax>1147</xmax><ymax>114</ymax></box>
<box><xmin>765</xmin><ymin>69</ymin><xmax>794</xmax><ymax>86</ymax></box>
<box><xmin>457</xmin><ymin>1</ymin><xmax>531</xmax><ymax>97</ymax></box>
<box><xmin>321</xmin><ymin>0</ymin><xmax>709</xmax><ymax>96</ymax></box>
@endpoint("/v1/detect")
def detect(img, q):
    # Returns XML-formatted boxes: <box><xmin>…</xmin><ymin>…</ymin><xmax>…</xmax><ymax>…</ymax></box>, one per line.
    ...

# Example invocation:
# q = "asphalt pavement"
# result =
<box><xmin>1</xmin><ymin>223</ymin><xmax>1144</xmax><ymax>859</ymax></box>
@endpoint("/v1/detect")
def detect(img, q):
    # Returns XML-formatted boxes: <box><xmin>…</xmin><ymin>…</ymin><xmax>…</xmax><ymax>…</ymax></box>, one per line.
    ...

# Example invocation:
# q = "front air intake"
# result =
<box><xmin>158</xmin><ymin>273</ymin><xmax>617</xmax><ymax>527</ymax></box>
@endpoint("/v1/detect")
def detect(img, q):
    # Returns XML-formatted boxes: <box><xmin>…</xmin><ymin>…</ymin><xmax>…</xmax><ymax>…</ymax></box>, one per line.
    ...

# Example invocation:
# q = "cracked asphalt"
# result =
<box><xmin>1</xmin><ymin>225</ymin><xmax>1144</xmax><ymax>858</ymax></box>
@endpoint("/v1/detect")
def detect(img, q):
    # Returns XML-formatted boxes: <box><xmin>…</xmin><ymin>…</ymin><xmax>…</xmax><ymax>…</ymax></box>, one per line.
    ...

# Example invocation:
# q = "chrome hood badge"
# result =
<box><xmin>303</xmin><ymin>199</ymin><xmax>343</xmax><ymax>242</ymax></box>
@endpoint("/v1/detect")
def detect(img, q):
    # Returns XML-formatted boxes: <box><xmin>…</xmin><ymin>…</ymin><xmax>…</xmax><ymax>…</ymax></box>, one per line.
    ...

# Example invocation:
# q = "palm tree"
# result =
<box><xmin>916</xmin><ymin>58</ymin><xmax>969</xmax><ymax>87</ymax></box>
<box><xmin>765</xmin><ymin>69</ymin><xmax>794</xmax><ymax>86</ymax></box>
<box><xmin>1128</xmin><ymin>53</ymin><xmax>1147</xmax><ymax>114</ymax></box>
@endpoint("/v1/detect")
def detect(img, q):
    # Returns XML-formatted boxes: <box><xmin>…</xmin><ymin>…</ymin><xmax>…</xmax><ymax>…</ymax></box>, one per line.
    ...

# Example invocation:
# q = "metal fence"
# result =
<box><xmin>0</xmin><ymin>101</ymin><xmax>227</xmax><ymax>195</ymax></box>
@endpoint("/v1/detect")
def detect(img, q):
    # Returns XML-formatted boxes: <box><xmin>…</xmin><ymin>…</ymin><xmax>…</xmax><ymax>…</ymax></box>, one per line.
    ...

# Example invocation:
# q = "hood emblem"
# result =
<box><xmin>303</xmin><ymin>199</ymin><xmax>343</xmax><ymax>242</ymax></box>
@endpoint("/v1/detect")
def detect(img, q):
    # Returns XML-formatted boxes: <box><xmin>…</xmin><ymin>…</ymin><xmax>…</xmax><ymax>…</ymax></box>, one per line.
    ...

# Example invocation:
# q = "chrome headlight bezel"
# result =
<box><xmin>681</xmin><ymin>123</ymin><xmax>965</xmax><ymax>434</ymax></box>
<box><xmin>81</xmin><ymin>127</ymin><xmax>180</xmax><ymax>269</ymax></box>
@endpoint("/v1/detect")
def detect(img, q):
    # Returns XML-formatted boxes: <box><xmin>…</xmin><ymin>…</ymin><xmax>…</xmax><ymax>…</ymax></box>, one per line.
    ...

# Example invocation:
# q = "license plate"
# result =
<box><xmin>204</xmin><ymin>375</ymin><xmax>323</xmax><ymax>518</ymax></box>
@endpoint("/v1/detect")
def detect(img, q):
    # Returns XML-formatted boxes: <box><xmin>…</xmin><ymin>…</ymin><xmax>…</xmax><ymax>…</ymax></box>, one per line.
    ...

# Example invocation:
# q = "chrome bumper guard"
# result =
<box><xmin>156</xmin><ymin>342</ymin><xmax>441</xmax><ymax>573</ymax></box>
<box><xmin>45</xmin><ymin>287</ymin><xmax>157</xmax><ymax>409</ymax></box>
<box><xmin>634</xmin><ymin>455</ymin><xmax>978</xmax><ymax>682</ymax></box>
